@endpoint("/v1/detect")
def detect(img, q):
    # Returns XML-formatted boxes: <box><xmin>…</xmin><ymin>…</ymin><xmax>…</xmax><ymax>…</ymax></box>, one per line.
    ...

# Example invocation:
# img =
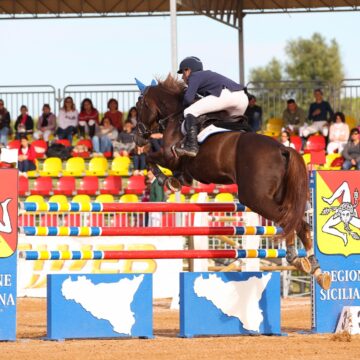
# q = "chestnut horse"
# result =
<box><xmin>135</xmin><ymin>75</ymin><xmax>331</xmax><ymax>289</ymax></box>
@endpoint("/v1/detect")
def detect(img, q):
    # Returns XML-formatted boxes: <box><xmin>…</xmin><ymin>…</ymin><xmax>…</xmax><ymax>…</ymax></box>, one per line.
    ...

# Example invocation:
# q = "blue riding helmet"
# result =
<box><xmin>177</xmin><ymin>56</ymin><xmax>203</xmax><ymax>74</ymax></box>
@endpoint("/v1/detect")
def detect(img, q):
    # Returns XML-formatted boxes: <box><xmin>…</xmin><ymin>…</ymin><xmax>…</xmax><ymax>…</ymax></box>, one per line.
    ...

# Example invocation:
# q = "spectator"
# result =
<box><xmin>132</xmin><ymin>143</ymin><xmax>149</xmax><ymax>176</ymax></box>
<box><xmin>300</xmin><ymin>89</ymin><xmax>333</xmax><ymax>138</ymax></box>
<box><xmin>244</xmin><ymin>95</ymin><xmax>262</xmax><ymax>132</ymax></box>
<box><xmin>327</xmin><ymin>112</ymin><xmax>350</xmax><ymax>154</ymax></box>
<box><xmin>33</xmin><ymin>104</ymin><xmax>56</xmax><ymax>142</ymax></box>
<box><xmin>92</xmin><ymin>117</ymin><xmax>118</xmax><ymax>156</ymax></box>
<box><xmin>104</xmin><ymin>99</ymin><xmax>123</xmax><ymax>132</ymax></box>
<box><xmin>282</xmin><ymin>99</ymin><xmax>306</xmax><ymax>135</ymax></box>
<box><xmin>147</xmin><ymin>169</ymin><xmax>165</xmax><ymax>226</ymax></box>
<box><xmin>113</xmin><ymin>121</ymin><xmax>136</xmax><ymax>157</ymax></box>
<box><xmin>149</xmin><ymin>133</ymin><xmax>163</xmax><ymax>153</ymax></box>
<box><xmin>127</xmin><ymin>106</ymin><xmax>138</xmax><ymax>128</ymax></box>
<box><xmin>279</xmin><ymin>130</ymin><xmax>296</xmax><ymax>149</ymax></box>
<box><xmin>57</xmin><ymin>96</ymin><xmax>78</xmax><ymax>143</ymax></box>
<box><xmin>0</xmin><ymin>99</ymin><xmax>11</xmax><ymax>146</ymax></box>
<box><xmin>14</xmin><ymin>105</ymin><xmax>34</xmax><ymax>139</ymax></box>
<box><xmin>78</xmin><ymin>98</ymin><xmax>99</xmax><ymax>139</ymax></box>
<box><xmin>341</xmin><ymin>128</ymin><xmax>360</xmax><ymax>170</ymax></box>
<box><xmin>18</xmin><ymin>135</ymin><xmax>36</xmax><ymax>176</ymax></box>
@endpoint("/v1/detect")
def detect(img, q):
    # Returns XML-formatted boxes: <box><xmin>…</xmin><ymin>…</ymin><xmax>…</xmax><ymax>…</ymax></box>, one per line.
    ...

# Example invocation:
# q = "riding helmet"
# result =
<box><xmin>177</xmin><ymin>56</ymin><xmax>203</xmax><ymax>74</ymax></box>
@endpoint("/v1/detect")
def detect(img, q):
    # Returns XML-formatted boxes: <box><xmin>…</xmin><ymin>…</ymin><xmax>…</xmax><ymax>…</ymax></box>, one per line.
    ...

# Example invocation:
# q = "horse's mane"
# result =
<box><xmin>156</xmin><ymin>74</ymin><xmax>185</xmax><ymax>97</ymax></box>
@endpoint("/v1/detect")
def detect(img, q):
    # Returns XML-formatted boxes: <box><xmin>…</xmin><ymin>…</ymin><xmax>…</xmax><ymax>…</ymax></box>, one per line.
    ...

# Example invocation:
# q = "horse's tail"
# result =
<box><xmin>278</xmin><ymin>147</ymin><xmax>308</xmax><ymax>237</ymax></box>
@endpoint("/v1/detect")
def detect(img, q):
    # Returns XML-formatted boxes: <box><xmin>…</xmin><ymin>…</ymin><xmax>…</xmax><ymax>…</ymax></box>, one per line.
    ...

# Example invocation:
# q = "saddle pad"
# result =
<box><xmin>197</xmin><ymin>124</ymin><xmax>231</xmax><ymax>144</ymax></box>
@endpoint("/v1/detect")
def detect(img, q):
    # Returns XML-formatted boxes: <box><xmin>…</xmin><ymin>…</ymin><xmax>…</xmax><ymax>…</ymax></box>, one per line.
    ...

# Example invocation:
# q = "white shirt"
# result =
<box><xmin>57</xmin><ymin>109</ymin><xmax>79</xmax><ymax>129</ymax></box>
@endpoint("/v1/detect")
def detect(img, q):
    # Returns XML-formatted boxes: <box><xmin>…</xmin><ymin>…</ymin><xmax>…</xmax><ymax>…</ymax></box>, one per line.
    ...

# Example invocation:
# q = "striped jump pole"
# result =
<box><xmin>22</xmin><ymin>202</ymin><xmax>251</xmax><ymax>213</ymax></box>
<box><xmin>20</xmin><ymin>225</ymin><xmax>283</xmax><ymax>237</ymax></box>
<box><xmin>19</xmin><ymin>249</ymin><xmax>307</xmax><ymax>261</ymax></box>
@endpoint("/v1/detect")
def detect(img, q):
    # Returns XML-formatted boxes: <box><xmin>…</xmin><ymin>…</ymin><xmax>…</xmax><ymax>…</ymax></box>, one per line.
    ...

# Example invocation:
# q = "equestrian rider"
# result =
<box><xmin>175</xmin><ymin>56</ymin><xmax>249</xmax><ymax>157</ymax></box>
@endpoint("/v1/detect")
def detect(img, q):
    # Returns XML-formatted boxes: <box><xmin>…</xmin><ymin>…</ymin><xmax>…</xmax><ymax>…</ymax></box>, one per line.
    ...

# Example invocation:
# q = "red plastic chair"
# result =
<box><xmin>217</xmin><ymin>184</ymin><xmax>238</xmax><ymax>194</ymax></box>
<box><xmin>7</xmin><ymin>140</ymin><xmax>21</xmax><ymax>150</ymax></box>
<box><xmin>77</xmin><ymin>176</ymin><xmax>99</xmax><ymax>195</ymax></box>
<box><xmin>194</xmin><ymin>182</ymin><xmax>216</xmax><ymax>194</ymax></box>
<box><xmin>124</xmin><ymin>175</ymin><xmax>146</xmax><ymax>195</ymax></box>
<box><xmin>31</xmin><ymin>139</ymin><xmax>48</xmax><ymax>159</ymax></box>
<box><xmin>180</xmin><ymin>186</ymin><xmax>193</xmax><ymax>195</ymax></box>
<box><xmin>76</xmin><ymin>139</ymin><xmax>93</xmax><ymax>151</ymax></box>
<box><xmin>56</xmin><ymin>139</ymin><xmax>72</xmax><ymax>148</ymax></box>
<box><xmin>30</xmin><ymin>177</ymin><xmax>53</xmax><ymax>196</ymax></box>
<box><xmin>53</xmin><ymin>176</ymin><xmax>77</xmax><ymax>196</ymax></box>
<box><xmin>290</xmin><ymin>135</ymin><xmax>302</xmax><ymax>152</ymax></box>
<box><xmin>19</xmin><ymin>176</ymin><xmax>30</xmax><ymax>197</ymax></box>
<box><xmin>304</xmin><ymin>135</ymin><xmax>326</xmax><ymax>153</ymax></box>
<box><xmin>100</xmin><ymin>176</ymin><xmax>122</xmax><ymax>195</ymax></box>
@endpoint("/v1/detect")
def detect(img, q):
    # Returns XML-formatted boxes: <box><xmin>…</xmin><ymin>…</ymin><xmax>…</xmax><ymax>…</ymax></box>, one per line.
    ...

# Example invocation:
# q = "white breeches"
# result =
<box><xmin>299</xmin><ymin>121</ymin><xmax>329</xmax><ymax>138</ymax></box>
<box><xmin>184</xmin><ymin>89</ymin><xmax>249</xmax><ymax>118</ymax></box>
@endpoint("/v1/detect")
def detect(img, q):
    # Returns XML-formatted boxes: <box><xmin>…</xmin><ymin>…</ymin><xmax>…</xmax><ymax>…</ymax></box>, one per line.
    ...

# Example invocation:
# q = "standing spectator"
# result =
<box><xmin>300</xmin><ymin>89</ymin><xmax>334</xmax><ymax>138</ymax></box>
<box><xmin>17</xmin><ymin>135</ymin><xmax>36</xmax><ymax>176</ymax></box>
<box><xmin>33</xmin><ymin>104</ymin><xmax>56</xmax><ymax>142</ymax></box>
<box><xmin>282</xmin><ymin>99</ymin><xmax>306</xmax><ymax>135</ymax></box>
<box><xmin>279</xmin><ymin>130</ymin><xmax>296</xmax><ymax>149</ymax></box>
<box><xmin>113</xmin><ymin>121</ymin><xmax>136</xmax><ymax>157</ymax></box>
<box><xmin>341</xmin><ymin>128</ymin><xmax>360</xmax><ymax>170</ymax></box>
<box><xmin>78</xmin><ymin>98</ymin><xmax>99</xmax><ymax>139</ymax></box>
<box><xmin>147</xmin><ymin>169</ymin><xmax>165</xmax><ymax>226</ymax></box>
<box><xmin>244</xmin><ymin>95</ymin><xmax>262</xmax><ymax>132</ymax></box>
<box><xmin>0</xmin><ymin>99</ymin><xmax>11</xmax><ymax>146</ymax></box>
<box><xmin>327</xmin><ymin>112</ymin><xmax>350</xmax><ymax>154</ymax></box>
<box><xmin>57</xmin><ymin>96</ymin><xmax>78</xmax><ymax>143</ymax></box>
<box><xmin>104</xmin><ymin>99</ymin><xmax>123</xmax><ymax>132</ymax></box>
<box><xmin>127</xmin><ymin>106</ymin><xmax>138</xmax><ymax>128</ymax></box>
<box><xmin>14</xmin><ymin>105</ymin><xmax>34</xmax><ymax>139</ymax></box>
<box><xmin>92</xmin><ymin>117</ymin><xmax>118</xmax><ymax>156</ymax></box>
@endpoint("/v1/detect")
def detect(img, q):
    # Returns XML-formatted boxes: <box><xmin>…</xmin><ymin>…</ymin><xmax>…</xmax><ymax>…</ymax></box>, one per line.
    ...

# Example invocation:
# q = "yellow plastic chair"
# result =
<box><xmin>189</xmin><ymin>193</ymin><xmax>209</xmax><ymax>203</ymax></box>
<box><xmin>49</xmin><ymin>195</ymin><xmax>68</xmax><ymax>203</ymax></box>
<box><xmin>214</xmin><ymin>193</ymin><xmax>235</xmax><ymax>202</ymax></box>
<box><xmin>302</xmin><ymin>153</ymin><xmax>311</xmax><ymax>166</ymax></box>
<box><xmin>322</xmin><ymin>153</ymin><xmax>342</xmax><ymax>170</ymax></box>
<box><xmin>39</xmin><ymin>157</ymin><xmax>63</xmax><ymax>177</ymax></box>
<box><xmin>63</xmin><ymin>157</ymin><xmax>86</xmax><ymax>177</ymax></box>
<box><xmin>27</xmin><ymin>158</ymin><xmax>39</xmax><ymax>178</ymax></box>
<box><xmin>159</xmin><ymin>166</ymin><xmax>173</xmax><ymax>176</ymax></box>
<box><xmin>95</xmin><ymin>194</ymin><xmax>115</xmax><ymax>203</ymax></box>
<box><xmin>109</xmin><ymin>156</ymin><xmax>131</xmax><ymax>176</ymax></box>
<box><xmin>25</xmin><ymin>195</ymin><xmax>46</xmax><ymax>204</ymax></box>
<box><xmin>167</xmin><ymin>193</ymin><xmax>186</xmax><ymax>203</ymax></box>
<box><xmin>72</xmin><ymin>194</ymin><xmax>91</xmax><ymax>205</ymax></box>
<box><xmin>345</xmin><ymin>116</ymin><xmax>357</xmax><ymax>130</ymax></box>
<box><xmin>86</xmin><ymin>157</ymin><xmax>108</xmax><ymax>176</ymax></box>
<box><xmin>119</xmin><ymin>194</ymin><xmax>139</xmax><ymax>203</ymax></box>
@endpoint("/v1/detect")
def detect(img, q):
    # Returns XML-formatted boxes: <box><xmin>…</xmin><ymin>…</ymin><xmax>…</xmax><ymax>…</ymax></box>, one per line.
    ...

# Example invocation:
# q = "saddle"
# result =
<box><xmin>197</xmin><ymin>112</ymin><xmax>253</xmax><ymax>133</ymax></box>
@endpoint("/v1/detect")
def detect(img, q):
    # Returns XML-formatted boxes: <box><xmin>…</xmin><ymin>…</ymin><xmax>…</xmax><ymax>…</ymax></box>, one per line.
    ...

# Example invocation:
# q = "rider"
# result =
<box><xmin>175</xmin><ymin>56</ymin><xmax>248</xmax><ymax>157</ymax></box>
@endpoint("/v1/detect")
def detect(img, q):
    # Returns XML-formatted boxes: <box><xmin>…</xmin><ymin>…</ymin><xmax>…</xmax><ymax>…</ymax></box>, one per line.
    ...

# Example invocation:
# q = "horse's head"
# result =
<box><xmin>134</xmin><ymin>75</ymin><xmax>185</xmax><ymax>146</ymax></box>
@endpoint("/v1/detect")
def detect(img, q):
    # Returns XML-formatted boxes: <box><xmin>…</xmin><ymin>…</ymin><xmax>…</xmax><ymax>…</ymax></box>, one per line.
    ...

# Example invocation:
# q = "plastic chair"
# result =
<box><xmin>55</xmin><ymin>139</ymin><xmax>72</xmax><ymax>147</ymax></box>
<box><xmin>53</xmin><ymin>176</ymin><xmax>76</xmax><ymax>196</ymax></box>
<box><xmin>63</xmin><ymin>157</ymin><xmax>86</xmax><ymax>177</ymax></box>
<box><xmin>77</xmin><ymin>176</ymin><xmax>99</xmax><ymax>195</ymax></box>
<box><xmin>30</xmin><ymin>176</ymin><xmax>53</xmax><ymax>196</ymax></box>
<box><xmin>217</xmin><ymin>184</ymin><xmax>238</xmax><ymax>194</ymax></box>
<box><xmin>119</xmin><ymin>194</ymin><xmax>139</xmax><ymax>203</ymax></box>
<box><xmin>31</xmin><ymin>139</ymin><xmax>48</xmax><ymax>159</ymax></box>
<box><xmin>39</xmin><ymin>157</ymin><xmax>62</xmax><ymax>177</ymax></box>
<box><xmin>189</xmin><ymin>193</ymin><xmax>209</xmax><ymax>203</ymax></box>
<box><xmin>76</xmin><ymin>139</ymin><xmax>93</xmax><ymax>151</ymax></box>
<box><xmin>214</xmin><ymin>193</ymin><xmax>235</xmax><ymax>202</ymax></box>
<box><xmin>49</xmin><ymin>194</ymin><xmax>68</xmax><ymax>203</ymax></box>
<box><xmin>345</xmin><ymin>116</ymin><xmax>357</xmax><ymax>130</ymax></box>
<box><xmin>158</xmin><ymin>166</ymin><xmax>173</xmax><ymax>176</ymax></box>
<box><xmin>193</xmin><ymin>182</ymin><xmax>216</xmax><ymax>194</ymax></box>
<box><xmin>109</xmin><ymin>156</ymin><xmax>131</xmax><ymax>176</ymax></box>
<box><xmin>86</xmin><ymin>157</ymin><xmax>108</xmax><ymax>176</ymax></box>
<box><xmin>180</xmin><ymin>186</ymin><xmax>193</xmax><ymax>195</ymax></box>
<box><xmin>99</xmin><ymin>175</ymin><xmax>122</xmax><ymax>195</ymax></box>
<box><xmin>124</xmin><ymin>175</ymin><xmax>146</xmax><ymax>195</ymax></box>
<box><xmin>95</xmin><ymin>194</ymin><xmax>115</xmax><ymax>203</ymax></box>
<box><xmin>290</xmin><ymin>135</ymin><xmax>302</xmax><ymax>152</ymax></box>
<box><xmin>19</xmin><ymin>176</ymin><xmax>30</xmax><ymax>197</ymax></box>
<box><xmin>27</xmin><ymin>159</ymin><xmax>39</xmax><ymax>178</ymax></box>
<box><xmin>72</xmin><ymin>194</ymin><xmax>91</xmax><ymax>204</ymax></box>
<box><xmin>304</xmin><ymin>135</ymin><xmax>326</xmax><ymax>152</ymax></box>
<box><xmin>25</xmin><ymin>195</ymin><xmax>46</xmax><ymax>204</ymax></box>
<box><xmin>7</xmin><ymin>140</ymin><xmax>21</xmax><ymax>150</ymax></box>
<box><xmin>167</xmin><ymin>193</ymin><xmax>186</xmax><ymax>202</ymax></box>
<box><xmin>322</xmin><ymin>153</ymin><xmax>343</xmax><ymax>170</ymax></box>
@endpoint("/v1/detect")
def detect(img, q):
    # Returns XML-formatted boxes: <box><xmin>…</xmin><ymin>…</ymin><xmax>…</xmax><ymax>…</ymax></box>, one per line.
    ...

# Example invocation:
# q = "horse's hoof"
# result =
<box><xmin>165</xmin><ymin>177</ymin><xmax>182</xmax><ymax>192</ymax></box>
<box><xmin>291</xmin><ymin>257</ymin><xmax>312</xmax><ymax>274</ymax></box>
<box><xmin>315</xmin><ymin>272</ymin><xmax>332</xmax><ymax>290</ymax></box>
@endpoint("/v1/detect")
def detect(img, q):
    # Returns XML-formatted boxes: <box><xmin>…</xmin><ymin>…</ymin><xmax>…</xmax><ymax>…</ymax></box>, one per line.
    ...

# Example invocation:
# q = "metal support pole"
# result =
<box><xmin>238</xmin><ymin>14</ymin><xmax>245</xmax><ymax>84</ymax></box>
<box><xmin>170</xmin><ymin>0</ymin><xmax>178</xmax><ymax>75</ymax></box>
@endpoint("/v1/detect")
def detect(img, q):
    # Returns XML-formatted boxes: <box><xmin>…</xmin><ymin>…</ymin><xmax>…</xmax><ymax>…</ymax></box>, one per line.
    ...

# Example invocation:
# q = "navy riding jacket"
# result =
<box><xmin>183</xmin><ymin>70</ymin><xmax>244</xmax><ymax>107</ymax></box>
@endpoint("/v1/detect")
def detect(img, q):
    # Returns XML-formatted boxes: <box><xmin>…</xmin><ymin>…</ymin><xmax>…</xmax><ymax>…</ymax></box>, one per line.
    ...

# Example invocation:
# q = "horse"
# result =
<box><xmin>134</xmin><ymin>75</ymin><xmax>331</xmax><ymax>290</ymax></box>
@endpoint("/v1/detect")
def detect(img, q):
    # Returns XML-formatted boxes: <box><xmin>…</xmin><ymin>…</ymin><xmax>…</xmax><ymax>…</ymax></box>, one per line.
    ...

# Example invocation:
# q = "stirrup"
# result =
<box><xmin>174</xmin><ymin>145</ymin><xmax>198</xmax><ymax>158</ymax></box>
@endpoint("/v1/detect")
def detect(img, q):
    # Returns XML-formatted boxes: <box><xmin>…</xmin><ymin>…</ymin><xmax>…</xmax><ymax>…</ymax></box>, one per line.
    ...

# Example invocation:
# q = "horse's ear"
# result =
<box><xmin>150</xmin><ymin>79</ymin><xmax>157</xmax><ymax>86</ymax></box>
<box><xmin>135</xmin><ymin>78</ymin><xmax>146</xmax><ymax>93</ymax></box>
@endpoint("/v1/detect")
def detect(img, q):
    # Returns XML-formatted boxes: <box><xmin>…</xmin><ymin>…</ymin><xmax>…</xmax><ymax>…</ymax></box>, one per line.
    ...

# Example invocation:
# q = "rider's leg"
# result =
<box><xmin>175</xmin><ymin>114</ymin><xmax>199</xmax><ymax>157</ymax></box>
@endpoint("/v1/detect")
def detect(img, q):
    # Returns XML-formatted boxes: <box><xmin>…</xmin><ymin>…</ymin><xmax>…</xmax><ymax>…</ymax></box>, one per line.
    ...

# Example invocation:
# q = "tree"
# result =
<box><xmin>248</xmin><ymin>58</ymin><xmax>283</xmax><ymax>86</ymax></box>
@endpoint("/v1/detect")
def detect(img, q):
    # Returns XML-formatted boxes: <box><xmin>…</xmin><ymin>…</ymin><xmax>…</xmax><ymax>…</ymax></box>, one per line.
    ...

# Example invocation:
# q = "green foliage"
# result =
<box><xmin>249</xmin><ymin>58</ymin><xmax>283</xmax><ymax>86</ymax></box>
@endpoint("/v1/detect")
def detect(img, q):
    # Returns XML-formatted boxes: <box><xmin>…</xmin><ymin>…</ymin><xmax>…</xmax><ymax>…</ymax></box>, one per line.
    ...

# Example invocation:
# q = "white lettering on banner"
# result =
<box><xmin>0</xmin><ymin>293</ymin><xmax>15</xmax><ymax>306</ymax></box>
<box><xmin>0</xmin><ymin>274</ymin><xmax>12</xmax><ymax>287</ymax></box>
<box><xmin>320</xmin><ymin>287</ymin><xmax>360</xmax><ymax>301</ymax></box>
<box><xmin>329</xmin><ymin>270</ymin><xmax>360</xmax><ymax>282</ymax></box>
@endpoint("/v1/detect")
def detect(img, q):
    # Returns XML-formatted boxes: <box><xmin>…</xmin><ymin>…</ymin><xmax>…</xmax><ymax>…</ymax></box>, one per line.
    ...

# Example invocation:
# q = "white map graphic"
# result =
<box><xmin>61</xmin><ymin>275</ymin><xmax>144</xmax><ymax>335</ymax></box>
<box><xmin>193</xmin><ymin>273</ymin><xmax>272</xmax><ymax>332</ymax></box>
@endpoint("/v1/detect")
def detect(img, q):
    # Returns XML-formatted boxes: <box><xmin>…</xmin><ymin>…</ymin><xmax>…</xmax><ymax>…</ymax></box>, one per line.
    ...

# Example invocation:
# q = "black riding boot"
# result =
<box><xmin>175</xmin><ymin>114</ymin><xmax>199</xmax><ymax>157</ymax></box>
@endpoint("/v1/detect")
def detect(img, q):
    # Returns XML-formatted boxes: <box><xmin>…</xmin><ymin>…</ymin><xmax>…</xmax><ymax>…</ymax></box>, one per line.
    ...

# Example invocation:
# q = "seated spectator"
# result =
<box><xmin>57</xmin><ymin>96</ymin><xmax>78</xmax><ymax>143</ymax></box>
<box><xmin>300</xmin><ymin>89</ymin><xmax>333</xmax><ymax>138</ymax></box>
<box><xmin>113</xmin><ymin>121</ymin><xmax>136</xmax><ymax>157</ymax></box>
<box><xmin>341</xmin><ymin>128</ymin><xmax>360</xmax><ymax>170</ymax></box>
<box><xmin>327</xmin><ymin>112</ymin><xmax>349</xmax><ymax>154</ymax></box>
<box><xmin>244</xmin><ymin>95</ymin><xmax>262</xmax><ymax>132</ymax></box>
<box><xmin>92</xmin><ymin>117</ymin><xmax>118</xmax><ymax>156</ymax></box>
<box><xmin>127</xmin><ymin>106</ymin><xmax>138</xmax><ymax>128</ymax></box>
<box><xmin>18</xmin><ymin>135</ymin><xmax>36</xmax><ymax>176</ymax></box>
<box><xmin>0</xmin><ymin>99</ymin><xmax>11</xmax><ymax>146</ymax></box>
<box><xmin>104</xmin><ymin>98</ymin><xmax>123</xmax><ymax>132</ymax></box>
<box><xmin>132</xmin><ymin>143</ymin><xmax>149</xmax><ymax>176</ymax></box>
<box><xmin>78</xmin><ymin>98</ymin><xmax>99</xmax><ymax>139</ymax></box>
<box><xmin>279</xmin><ymin>130</ymin><xmax>295</xmax><ymax>149</ymax></box>
<box><xmin>282</xmin><ymin>99</ymin><xmax>306</xmax><ymax>135</ymax></box>
<box><xmin>33</xmin><ymin>104</ymin><xmax>56</xmax><ymax>142</ymax></box>
<box><xmin>149</xmin><ymin>133</ymin><xmax>163</xmax><ymax>153</ymax></box>
<box><xmin>14</xmin><ymin>105</ymin><xmax>34</xmax><ymax>139</ymax></box>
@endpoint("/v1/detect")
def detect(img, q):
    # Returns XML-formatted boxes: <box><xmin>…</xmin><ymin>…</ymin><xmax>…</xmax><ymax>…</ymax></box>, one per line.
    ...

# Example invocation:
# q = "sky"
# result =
<box><xmin>0</xmin><ymin>10</ymin><xmax>359</xmax><ymax>90</ymax></box>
